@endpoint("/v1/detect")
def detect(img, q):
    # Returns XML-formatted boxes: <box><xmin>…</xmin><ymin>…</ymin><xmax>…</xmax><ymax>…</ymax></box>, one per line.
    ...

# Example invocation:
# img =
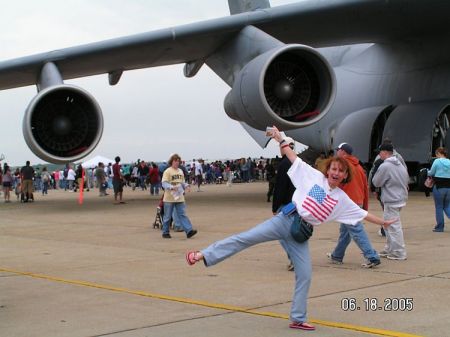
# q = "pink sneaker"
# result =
<box><xmin>186</xmin><ymin>251</ymin><xmax>201</xmax><ymax>265</ymax></box>
<box><xmin>289</xmin><ymin>322</ymin><xmax>315</xmax><ymax>331</ymax></box>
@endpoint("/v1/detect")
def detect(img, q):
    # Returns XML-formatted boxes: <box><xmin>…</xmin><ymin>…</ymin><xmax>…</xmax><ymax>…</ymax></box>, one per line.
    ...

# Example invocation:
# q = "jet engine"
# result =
<box><xmin>23</xmin><ymin>84</ymin><xmax>103</xmax><ymax>164</ymax></box>
<box><xmin>224</xmin><ymin>44</ymin><xmax>336</xmax><ymax>130</ymax></box>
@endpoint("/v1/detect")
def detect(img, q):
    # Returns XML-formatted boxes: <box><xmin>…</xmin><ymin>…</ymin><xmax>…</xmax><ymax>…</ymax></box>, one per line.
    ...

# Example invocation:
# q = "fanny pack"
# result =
<box><xmin>281</xmin><ymin>202</ymin><xmax>314</xmax><ymax>243</ymax></box>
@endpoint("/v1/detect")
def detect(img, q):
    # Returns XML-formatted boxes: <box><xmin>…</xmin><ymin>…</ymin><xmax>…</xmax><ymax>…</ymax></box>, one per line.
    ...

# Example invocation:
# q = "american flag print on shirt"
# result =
<box><xmin>302</xmin><ymin>184</ymin><xmax>338</xmax><ymax>222</ymax></box>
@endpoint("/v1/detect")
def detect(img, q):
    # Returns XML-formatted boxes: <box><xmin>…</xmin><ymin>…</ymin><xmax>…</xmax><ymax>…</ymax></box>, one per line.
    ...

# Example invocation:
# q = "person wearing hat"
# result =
<box><xmin>272</xmin><ymin>137</ymin><xmax>297</xmax><ymax>270</ymax></box>
<box><xmin>368</xmin><ymin>139</ymin><xmax>406</xmax><ymax>236</ymax></box>
<box><xmin>372</xmin><ymin>143</ymin><xmax>409</xmax><ymax>260</ymax></box>
<box><xmin>327</xmin><ymin>143</ymin><xmax>381</xmax><ymax>268</ymax></box>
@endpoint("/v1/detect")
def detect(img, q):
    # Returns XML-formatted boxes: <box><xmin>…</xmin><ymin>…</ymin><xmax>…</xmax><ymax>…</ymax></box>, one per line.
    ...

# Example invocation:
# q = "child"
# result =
<box><xmin>15</xmin><ymin>181</ymin><xmax>21</xmax><ymax>201</ymax></box>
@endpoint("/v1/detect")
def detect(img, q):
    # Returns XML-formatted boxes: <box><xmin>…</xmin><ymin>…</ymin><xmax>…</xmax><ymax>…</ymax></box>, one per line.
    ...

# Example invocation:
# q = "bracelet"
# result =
<box><xmin>279</xmin><ymin>139</ymin><xmax>286</xmax><ymax>145</ymax></box>
<box><xmin>281</xmin><ymin>144</ymin><xmax>290</xmax><ymax>149</ymax></box>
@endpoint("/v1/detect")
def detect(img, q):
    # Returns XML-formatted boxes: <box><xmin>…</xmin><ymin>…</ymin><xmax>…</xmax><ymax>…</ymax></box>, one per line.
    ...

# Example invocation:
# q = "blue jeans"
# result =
<box><xmin>171</xmin><ymin>209</ymin><xmax>182</xmax><ymax>230</ymax></box>
<box><xmin>150</xmin><ymin>183</ymin><xmax>160</xmax><ymax>195</ymax></box>
<box><xmin>331</xmin><ymin>222</ymin><xmax>379</xmax><ymax>262</ymax></box>
<box><xmin>162</xmin><ymin>202</ymin><xmax>193</xmax><ymax>235</ymax></box>
<box><xmin>139</xmin><ymin>176</ymin><xmax>147</xmax><ymax>190</ymax></box>
<box><xmin>201</xmin><ymin>213</ymin><xmax>311</xmax><ymax>323</ymax></box>
<box><xmin>42</xmin><ymin>181</ymin><xmax>49</xmax><ymax>194</ymax></box>
<box><xmin>241</xmin><ymin>170</ymin><xmax>249</xmax><ymax>182</ymax></box>
<box><xmin>432</xmin><ymin>186</ymin><xmax>450</xmax><ymax>231</ymax></box>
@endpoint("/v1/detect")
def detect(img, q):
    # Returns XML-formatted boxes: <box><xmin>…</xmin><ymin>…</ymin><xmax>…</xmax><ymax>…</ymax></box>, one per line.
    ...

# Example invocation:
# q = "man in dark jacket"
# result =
<box><xmin>272</xmin><ymin>137</ymin><xmax>296</xmax><ymax>271</ymax></box>
<box><xmin>272</xmin><ymin>137</ymin><xmax>296</xmax><ymax>214</ymax></box>
<box><xmin>265</xmin><ymin>159</ymin><xmax>276</xmax><ymax>202</ymax></box>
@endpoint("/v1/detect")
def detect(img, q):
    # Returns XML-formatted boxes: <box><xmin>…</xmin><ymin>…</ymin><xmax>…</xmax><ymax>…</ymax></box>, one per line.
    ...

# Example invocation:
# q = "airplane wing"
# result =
<box><xmin>0</xmin><ymin>0</ymin><xmax>447</xmax><ymax>90</ymax></box>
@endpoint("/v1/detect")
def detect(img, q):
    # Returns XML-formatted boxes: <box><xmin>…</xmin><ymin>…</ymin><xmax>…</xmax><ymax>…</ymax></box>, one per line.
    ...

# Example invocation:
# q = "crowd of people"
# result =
<box><xmin>0</xmin><ymin>155</ymin><xmax>282</xmax><ymax>203</ymax></box>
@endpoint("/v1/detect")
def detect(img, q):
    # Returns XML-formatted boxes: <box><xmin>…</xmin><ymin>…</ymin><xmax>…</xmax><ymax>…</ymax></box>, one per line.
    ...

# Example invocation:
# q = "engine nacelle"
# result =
<box><xmin>23</xmin><ymin>84</ymin><xmax>103</xmax><ymax>164</ymax></box>
<box><xmin>224</xmin><ymin>44</ymin><xmax>336</xmax><ymax>130</ymax></box>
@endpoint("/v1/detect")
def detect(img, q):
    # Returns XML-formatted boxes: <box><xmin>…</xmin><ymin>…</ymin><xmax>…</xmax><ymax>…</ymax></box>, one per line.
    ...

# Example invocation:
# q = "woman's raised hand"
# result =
<box><xmin>269</xmin><ymin>126</ymin><xmax>283</xmax><ymax>143</ymax></box>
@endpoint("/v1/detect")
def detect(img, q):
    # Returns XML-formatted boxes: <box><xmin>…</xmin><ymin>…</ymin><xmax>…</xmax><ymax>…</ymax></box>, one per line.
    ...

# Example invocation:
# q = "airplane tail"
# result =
<box><xmin>228</xmin><ymin>0</ymin><xmax>270</xmax><ymax>15</ymax></box>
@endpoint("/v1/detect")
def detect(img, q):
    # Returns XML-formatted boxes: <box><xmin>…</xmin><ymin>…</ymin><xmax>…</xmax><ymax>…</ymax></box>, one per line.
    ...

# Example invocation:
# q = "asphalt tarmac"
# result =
<box><xmin>0</xmin><ymin>182</ymin><xmax>448</xmax><ymax>337</ymax></box>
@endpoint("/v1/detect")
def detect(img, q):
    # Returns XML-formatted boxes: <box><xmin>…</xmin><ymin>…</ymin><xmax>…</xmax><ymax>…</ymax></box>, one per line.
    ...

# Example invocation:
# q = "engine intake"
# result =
<box><xmin>224</xmin><ymin>44</ymin><xmax>336</xmax><ymax>130</ymax></box>
<box><xmin>23</xmin><ymin>84</ymin><xmax>103</xmax><ymax>164</ymax></box>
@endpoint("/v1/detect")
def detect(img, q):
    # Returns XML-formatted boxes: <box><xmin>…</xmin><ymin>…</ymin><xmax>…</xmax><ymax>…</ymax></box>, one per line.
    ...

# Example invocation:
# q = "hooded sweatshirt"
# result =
<box><xmin>372</xmin><ymin>156</ymin><xmax>409</xmax><ymax>206</ymax></box>
<box><xmin>340</xmin><ymin>155</ymin><xmax>369</xmax><ymax>211</ymax></box>
<box><xmin>428</xmin><ymin>157</ymin><xmax>450</xmax><ymax>188</ymax></box>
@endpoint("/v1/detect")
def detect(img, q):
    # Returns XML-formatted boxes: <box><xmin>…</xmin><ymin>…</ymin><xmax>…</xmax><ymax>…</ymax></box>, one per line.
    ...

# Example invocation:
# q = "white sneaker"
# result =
<box><xmin>361</xmin><ymin>260</ymin><xmax>381</xmax><ymax>268</ymax></box>
<box><xmin>386</xmin><ymin>255</ymin><xmax>407</xmax><ymax>261</ymax></box>
<box><xmin>379</xmin><ymin>250</ymin><xmax>389</xmax><ymax>258</ymax></box>
<box><xmin>326</xmin><ymin>252</ymin><xmax>343</xmax><ymax>265</ymax></box>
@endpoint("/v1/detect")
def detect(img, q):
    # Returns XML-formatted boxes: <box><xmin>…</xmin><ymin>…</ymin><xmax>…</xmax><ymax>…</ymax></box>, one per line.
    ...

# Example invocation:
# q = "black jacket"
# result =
<box><xmin>272</xmin><ymin>155</ymin><xmax>295</xmax><ymax>213</ymax></box>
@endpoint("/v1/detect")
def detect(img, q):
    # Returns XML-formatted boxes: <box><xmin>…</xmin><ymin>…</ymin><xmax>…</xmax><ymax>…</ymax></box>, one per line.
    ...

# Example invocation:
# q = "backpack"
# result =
<box><xmin>63</xmin><ymin>168</ymin><xmax>69</xmax><ymax>178</ymax></box>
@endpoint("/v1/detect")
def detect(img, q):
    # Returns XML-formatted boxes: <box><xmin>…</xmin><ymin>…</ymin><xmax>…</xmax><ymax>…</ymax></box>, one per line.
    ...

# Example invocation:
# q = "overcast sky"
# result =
<box><xmin>0</xmin><ymin>0</ymin><xmax>300</xmax><ymax>166</ymax></box>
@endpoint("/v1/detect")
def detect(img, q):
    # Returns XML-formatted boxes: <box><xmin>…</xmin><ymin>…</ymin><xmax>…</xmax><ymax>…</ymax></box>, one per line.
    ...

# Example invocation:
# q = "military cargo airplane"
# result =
<box><xmin>0</xmin><ymin>0</ymin><xmax>449</xmax><ymax>182</ymax></box>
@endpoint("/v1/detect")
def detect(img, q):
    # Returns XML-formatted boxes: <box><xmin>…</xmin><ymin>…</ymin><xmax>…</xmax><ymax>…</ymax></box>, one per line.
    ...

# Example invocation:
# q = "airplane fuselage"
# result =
<box><xmin>289</xmin><ymin>39</ymin><xmax>450</xmax><ymax>166</ymax></box>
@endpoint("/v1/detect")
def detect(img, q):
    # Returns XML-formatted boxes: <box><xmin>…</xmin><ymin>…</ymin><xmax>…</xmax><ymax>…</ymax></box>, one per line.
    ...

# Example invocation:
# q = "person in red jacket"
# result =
<box><xmin>149</xmin><ymin>163</ymin><xmax>160</xmax><ymax>195</ymax></box>
<box><xmin>327</xmin><ymin>143</ymin><xmax>381</xmax><ymax>268</ymax></box>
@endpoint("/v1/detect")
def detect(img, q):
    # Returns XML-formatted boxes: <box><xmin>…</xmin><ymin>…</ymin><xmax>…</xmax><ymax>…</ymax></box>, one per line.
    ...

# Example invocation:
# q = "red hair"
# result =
<box><xmin>320</xmin><ymin>156</ymin><xmax>353</xmax><ymax>184</ymax></box>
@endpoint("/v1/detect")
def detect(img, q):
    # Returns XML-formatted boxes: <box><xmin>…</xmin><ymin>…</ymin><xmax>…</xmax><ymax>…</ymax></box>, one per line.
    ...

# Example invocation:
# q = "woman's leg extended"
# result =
<box><xmin>201</xmin><ymin>213</ymin><xmax>292</xmax><ymax>266</ymax></box>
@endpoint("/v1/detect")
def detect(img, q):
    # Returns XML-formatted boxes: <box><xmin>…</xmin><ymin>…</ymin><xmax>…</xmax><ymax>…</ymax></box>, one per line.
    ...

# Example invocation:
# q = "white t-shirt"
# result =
<box><xmin>132</xmin><ymin>166</ymin><xmax>139</xmax><ymax>177</ymax></box>
<box><xmin>67</xmin><ymin>169</ymin><xmax>76</xmax><ymax>181</ymax></box>
<box><xmin>194</xmin><ymin>162</ymin><xmax>203</xmax><ymax>175</ymax></box>
<box><xmin>287</xmin><ymin>158</ymin><xmax>367</xmax><ymax>226</ymax></box>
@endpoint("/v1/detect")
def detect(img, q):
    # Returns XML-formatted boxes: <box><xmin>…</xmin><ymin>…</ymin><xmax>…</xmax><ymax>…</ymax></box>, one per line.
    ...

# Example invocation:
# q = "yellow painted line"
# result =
<box><xmin>1</xmin><ymin>267</ymin><xmax>423</xmax><ymax>337</ymax></box>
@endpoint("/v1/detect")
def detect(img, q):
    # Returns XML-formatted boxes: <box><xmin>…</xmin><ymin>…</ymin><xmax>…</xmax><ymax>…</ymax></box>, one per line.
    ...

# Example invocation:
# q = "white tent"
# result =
<box><xmin>81</xmin><ymin>155</ymin><xmax>114</xmax><ymax>169</ymax></box>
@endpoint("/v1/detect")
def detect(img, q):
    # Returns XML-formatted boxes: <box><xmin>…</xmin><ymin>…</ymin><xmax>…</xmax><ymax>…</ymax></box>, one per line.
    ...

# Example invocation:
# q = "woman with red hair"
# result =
<box><xmin>186</xmin><ymin>127</ymin><xmax>396</xmax><ymax>331</ymax></box>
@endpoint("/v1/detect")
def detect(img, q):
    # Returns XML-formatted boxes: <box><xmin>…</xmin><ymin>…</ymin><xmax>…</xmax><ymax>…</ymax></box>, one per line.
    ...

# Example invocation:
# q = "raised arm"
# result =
<box><xmin>269</xmin><ymin>126</ymin><xmax>298</xmax><ymax>164</ymax></box>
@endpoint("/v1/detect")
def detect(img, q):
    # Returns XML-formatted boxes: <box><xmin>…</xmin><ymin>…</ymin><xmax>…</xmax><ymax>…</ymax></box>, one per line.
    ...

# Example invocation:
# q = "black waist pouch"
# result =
<box><xmin>290</xmin><ymin>213</ymin><xmax>313</xmax><ymax>243</ymax></box>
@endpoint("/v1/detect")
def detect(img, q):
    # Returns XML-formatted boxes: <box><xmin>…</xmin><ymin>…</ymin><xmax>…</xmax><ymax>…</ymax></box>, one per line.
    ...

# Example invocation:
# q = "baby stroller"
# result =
<box><xmin>153</xmin><ymin>197</ymin><xmax>164</xmax><ymax>229</ymax></box>
<box><xmin>153</xmin><ymin>196</ymin><xmax>174</xmax><ymax>230</ymax></box>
